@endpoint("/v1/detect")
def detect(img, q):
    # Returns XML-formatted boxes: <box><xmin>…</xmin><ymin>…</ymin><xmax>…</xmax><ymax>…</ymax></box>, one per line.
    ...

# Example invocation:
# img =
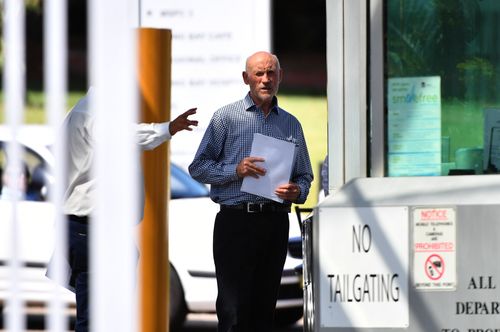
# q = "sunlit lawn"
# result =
<box><xmin>12</xmin><ymin>93</ymin><xmax>488</xmax><ymax>203</ymax></box>
<box><xmin>278</xmin><ymin>94</ymin><xmax>328</xmax><ymax>207</ymax></box>
<box><xmin>441</xmin><ymin>99</ymin><xmax>484</xmax><ymax>162</ymax></box>
<box><xmin>0</xmin><ymin>91</ymin><xmax>328</xmax><ymax>207</ymax></box>
<box><xmin>0</xmin><ymin>91</ymin><xmax>490</xmax><ymax>206</ymax></box>
<box><xmin>0</xmin><ymin>91</ymin><xmax>86</xmax><ymax>123</ymax></box>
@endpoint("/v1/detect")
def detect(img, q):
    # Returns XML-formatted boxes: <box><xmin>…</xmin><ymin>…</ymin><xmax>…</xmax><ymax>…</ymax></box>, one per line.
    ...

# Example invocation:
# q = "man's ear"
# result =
<box><xmin>278</xmin><ymin>68</ymin><xmax>283</xmax><ymax>83</ymax></box>
<box><xmin>242</xmin><ymin>71</ymin><xmax>249</xmax><ymax>85</ymax></box>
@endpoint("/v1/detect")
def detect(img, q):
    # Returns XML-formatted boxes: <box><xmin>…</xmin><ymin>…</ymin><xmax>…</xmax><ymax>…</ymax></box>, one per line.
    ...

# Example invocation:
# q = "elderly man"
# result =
<box><xmin>189</xmin><ymin>51</ymin><xmax>313</xmax><ymax>332</ymax></box>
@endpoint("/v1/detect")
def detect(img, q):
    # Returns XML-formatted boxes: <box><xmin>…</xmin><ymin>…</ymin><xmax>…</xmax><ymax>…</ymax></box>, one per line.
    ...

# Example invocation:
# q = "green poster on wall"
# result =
<box><xmin>388</xmin><ymin>76</ymin><xmax>441</xmax><ymax>176</ymax></box>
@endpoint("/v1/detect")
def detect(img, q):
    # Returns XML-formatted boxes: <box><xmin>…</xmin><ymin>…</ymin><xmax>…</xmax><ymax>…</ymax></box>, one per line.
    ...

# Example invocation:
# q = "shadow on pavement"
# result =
<box><xmin>0</xmin><ymin>314</ymin><xmax>75</xmax><ymax>331</ymax></box>
<box><xmin>177</xmin><ymin>314</ymin><xmax>303</xmax><ymax>332</ymax></box>
<box><xmin>1</xmin><ymin>313</ymin><xmax>302</xmax><ymax>331</ymax></box>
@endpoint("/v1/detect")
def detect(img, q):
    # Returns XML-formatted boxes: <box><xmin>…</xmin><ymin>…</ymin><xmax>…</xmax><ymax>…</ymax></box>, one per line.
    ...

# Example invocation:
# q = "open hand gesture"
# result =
<box><xmin>169</xmin><ymin>108</ymin><xmax>198</xmax><ymax>135</ymax></box>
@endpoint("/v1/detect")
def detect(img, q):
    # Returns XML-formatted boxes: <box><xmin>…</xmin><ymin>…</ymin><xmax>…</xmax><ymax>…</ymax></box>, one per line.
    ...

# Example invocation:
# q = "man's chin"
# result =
<box><xmin>258</xmin><ymin>92</ymin><xmax>274</xmax><ymax>101</ymax></box>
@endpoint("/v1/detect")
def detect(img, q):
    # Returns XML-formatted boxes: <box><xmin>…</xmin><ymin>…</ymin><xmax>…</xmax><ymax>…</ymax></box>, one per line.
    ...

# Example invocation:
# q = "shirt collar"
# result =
<box><xmin>243</xmin><ymin>93</ymin><xmax>280</xmax><ymax>115</ymax></box>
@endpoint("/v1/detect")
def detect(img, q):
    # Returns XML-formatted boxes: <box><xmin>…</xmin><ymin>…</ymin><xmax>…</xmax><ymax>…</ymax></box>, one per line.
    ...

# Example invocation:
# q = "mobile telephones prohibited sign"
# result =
<box><xmin>412</xmin><ymin>207</ymin><xmax>457</xmax><ymax>290</ymax></box>
<box><xmin>425</xmin><ymin>254</ymin><xmax>445</xmax><ymax>280</ymax></box>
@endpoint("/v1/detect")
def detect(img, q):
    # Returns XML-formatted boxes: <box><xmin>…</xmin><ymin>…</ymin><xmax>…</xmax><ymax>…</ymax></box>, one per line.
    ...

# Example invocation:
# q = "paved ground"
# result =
<box><xmin>180</xmin><ymin>314</ymin><xmax>303</xmax><ymax>332</ymax></box>
<box><xmin>1</xmin><ymin>313</ymin><xmax>303</xmax><ymax>331</ymax></box>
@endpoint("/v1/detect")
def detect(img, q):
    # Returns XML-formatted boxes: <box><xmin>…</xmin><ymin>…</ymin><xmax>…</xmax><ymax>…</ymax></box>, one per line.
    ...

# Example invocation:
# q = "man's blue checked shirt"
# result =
<box><xmin>189</xmin><ymin>93</ymin><xmax>313</xmax><ymax>206</ymax></box>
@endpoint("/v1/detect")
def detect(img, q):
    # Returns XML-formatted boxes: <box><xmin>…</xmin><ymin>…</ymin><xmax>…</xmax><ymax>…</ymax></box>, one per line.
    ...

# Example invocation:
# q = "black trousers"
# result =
<box><xmin>67</xmin><ymin>216</ymin><xmax>89</xmax><ymax>332</ymax></box>
<box><xmin>213</xmin><ymin>209</ymin><xmax>289</xmax><ymax>332</ymax></box>
<box><xmin>66</xmin><ymin>216</ymin><xmax>139</xmax><ymax>332</ymax></box>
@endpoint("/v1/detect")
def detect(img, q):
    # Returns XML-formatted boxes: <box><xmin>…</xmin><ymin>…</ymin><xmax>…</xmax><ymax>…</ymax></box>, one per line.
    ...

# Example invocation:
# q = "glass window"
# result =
<box><xmin>385</xmin><ymin>0</ymin><xmax>500</xmax><ymax>176</ymax></box>
<box><xmin>0</xmin><ymin>142</ymin><xmax>50</xmax><ymax>201</ymax></box>
<box><xmin>170</xmin><ymin>163</ymin><xmax>209</xmax><ymax>199</ymax></box>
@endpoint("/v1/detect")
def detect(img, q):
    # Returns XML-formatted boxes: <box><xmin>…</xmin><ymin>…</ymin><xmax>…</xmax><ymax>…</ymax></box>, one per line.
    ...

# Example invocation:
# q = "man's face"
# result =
<box><xmin>243</xmin><ymin>53</ymin><xmax>282</xmax><ymax>106</ymax></box>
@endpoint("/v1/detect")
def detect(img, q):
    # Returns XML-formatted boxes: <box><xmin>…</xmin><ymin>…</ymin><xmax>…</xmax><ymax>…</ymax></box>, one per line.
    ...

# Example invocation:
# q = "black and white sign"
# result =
<box><xmin>318</xmin><ymin>207</ymin><xmax>409</xmax><ymax>328</ymax></box>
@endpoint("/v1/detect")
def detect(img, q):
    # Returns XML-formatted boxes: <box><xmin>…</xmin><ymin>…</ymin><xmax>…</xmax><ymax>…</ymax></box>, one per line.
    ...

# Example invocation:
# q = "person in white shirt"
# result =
<box><xmin>63</xmin><ymin>89</ymin><xmax>197</xmax><ymax>332</ymax></box>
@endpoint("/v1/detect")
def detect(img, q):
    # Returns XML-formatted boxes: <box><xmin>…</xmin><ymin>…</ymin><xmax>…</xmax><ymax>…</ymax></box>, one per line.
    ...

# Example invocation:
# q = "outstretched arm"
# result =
<box><xmin>136</xmin><ymin>107</ymin><xmax>198</xmax><ymax>150</ymax></box>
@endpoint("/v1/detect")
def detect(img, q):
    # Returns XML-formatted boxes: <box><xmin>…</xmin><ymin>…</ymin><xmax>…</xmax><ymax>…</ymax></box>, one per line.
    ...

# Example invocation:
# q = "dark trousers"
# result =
<box><xmin>213</xmin><ymin>209</ymin><xmax>289</xmax><ymax>332</ymax></box>
<box><xmin>68</xmin><ymin>217</ymin><xmax>89</xmax><ymax>332</ymax></box>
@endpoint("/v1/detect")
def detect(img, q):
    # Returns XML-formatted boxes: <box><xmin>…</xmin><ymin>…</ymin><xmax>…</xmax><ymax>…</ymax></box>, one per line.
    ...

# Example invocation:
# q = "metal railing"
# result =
<box><xmin>2</xmin><ymin>1</ymin><xmax>139</xmax><ymax>331</ymax></box>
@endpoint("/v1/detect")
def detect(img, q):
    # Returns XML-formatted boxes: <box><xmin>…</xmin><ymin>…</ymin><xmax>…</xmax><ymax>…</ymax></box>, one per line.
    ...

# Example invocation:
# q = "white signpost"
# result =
<box><xmin>318</xmin><ymin>207</ymin><xmax>409</xmax><ymax>328</ymax></box>
<box><xmin>138</xmin><ymin>0</ymin><xmax>271</xmax><ymax>169</ymax></box>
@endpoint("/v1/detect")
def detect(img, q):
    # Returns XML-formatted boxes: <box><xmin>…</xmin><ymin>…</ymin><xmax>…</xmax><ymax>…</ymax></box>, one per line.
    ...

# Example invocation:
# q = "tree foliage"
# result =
<box><xmin>386</xmin><ymin>0</ymin><xmax>500</xmax><ymax>100</ymax></box>
<box><xmin>0</xmin><ymin>0</ymin><xmax>43</xmax><ymax>71</ymax></box>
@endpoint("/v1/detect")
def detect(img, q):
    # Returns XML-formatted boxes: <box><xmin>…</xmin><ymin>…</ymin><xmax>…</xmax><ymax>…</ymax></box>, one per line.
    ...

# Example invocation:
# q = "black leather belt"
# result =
<box><xmin>67</xmin><ymin>214</ymin><xmax>89</xmax><ymax>224</ymax></box>
<box><xmin>220</xmin><ymin>203</ymin><xmax>290</xmax><ymax>213</ymax></box>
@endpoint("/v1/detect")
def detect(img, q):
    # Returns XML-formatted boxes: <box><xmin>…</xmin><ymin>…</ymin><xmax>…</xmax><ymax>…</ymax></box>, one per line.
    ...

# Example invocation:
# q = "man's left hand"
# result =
<box><xmin>275</xmin><ymin>182</ymin><xmax>301</xmax><ymax>202</ymax></box>
<box><xmin>169</xmin><ymin>108</ymin><xmax>198</xmax><ymax>135</ymax></box>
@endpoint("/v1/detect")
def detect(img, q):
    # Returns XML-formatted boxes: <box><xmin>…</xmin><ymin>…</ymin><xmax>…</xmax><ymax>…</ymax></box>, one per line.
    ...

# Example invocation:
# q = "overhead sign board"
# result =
<box><xmin>318</xmin><ymin>207</ymin><xmax>409</xmax><ymax>328</ymax></box>
<box><xmin>137</xmin><ymin>0</ymin><xmax>271</xmax><ymax>169</ymax></box>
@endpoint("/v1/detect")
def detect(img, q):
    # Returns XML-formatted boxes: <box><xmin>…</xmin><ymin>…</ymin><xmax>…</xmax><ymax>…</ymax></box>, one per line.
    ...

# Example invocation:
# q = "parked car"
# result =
<box><xmin>0</xmin><ymin>125</ymin><xmax>304</xmax><ymax>329</ymax></box>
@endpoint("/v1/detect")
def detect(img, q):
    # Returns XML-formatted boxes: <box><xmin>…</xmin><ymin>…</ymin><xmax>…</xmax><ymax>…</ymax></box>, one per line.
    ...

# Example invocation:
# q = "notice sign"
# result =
<box><xmin>412</xmin><ymin>207</ymin><xmax>456</xmax><ymax>290</ymax></box>
<box><xmin>388</xmin><ymin>76</ymin><xmax>441</xmax><ymax>176</ymax></box>
<box><xmin>318</xmin><ymin>207</ymin><xmax>409</xmax><ymax>328</ymax></box>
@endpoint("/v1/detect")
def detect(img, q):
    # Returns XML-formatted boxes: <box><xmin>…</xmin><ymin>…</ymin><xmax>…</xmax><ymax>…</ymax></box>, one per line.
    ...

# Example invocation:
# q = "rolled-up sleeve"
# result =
<box><xmin>135</xmin><ymin>122</ymin><xmax>171</xmax><ymax>150</ymax></box>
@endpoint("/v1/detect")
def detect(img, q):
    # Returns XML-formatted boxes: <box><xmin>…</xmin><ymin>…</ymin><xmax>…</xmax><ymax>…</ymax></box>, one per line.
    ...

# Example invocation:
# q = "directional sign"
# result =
<box><xmin>138</xmin><ymin>0</ymin><xmax>271</xmax><ymax>169</ymax></box>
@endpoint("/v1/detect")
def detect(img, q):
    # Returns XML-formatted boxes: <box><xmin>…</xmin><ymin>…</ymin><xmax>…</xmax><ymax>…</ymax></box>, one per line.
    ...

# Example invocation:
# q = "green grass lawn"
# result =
<box><xmin>0</xmin><ymin>91</ymin><xmax>86</xmax><ymax>123</ymax></box>
<box><xmin>0</xmin><ymin>91</ymin><xmax>328</xmax><ymax>207</ymax></box>
<box><xmin>2</xmin><ymin>91</ymin><xmax>489</xmax><ymax>205</ymax></box>
<box><xmin>441</xmin><ymin>99</ymin><xmax>485</xmax><ymax>162</ymax></box>
<box><xmin>279</xmin><ymin>94</ymin><xmax>328</xmax><ymax>208</ymax></box>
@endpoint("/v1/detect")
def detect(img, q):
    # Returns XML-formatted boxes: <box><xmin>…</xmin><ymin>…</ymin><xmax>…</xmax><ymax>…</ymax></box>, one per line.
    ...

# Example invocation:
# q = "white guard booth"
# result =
<box><xmin>306</xmin><ymin>175</ymin><xmax>500</xmax><ymax>332</ymax></box>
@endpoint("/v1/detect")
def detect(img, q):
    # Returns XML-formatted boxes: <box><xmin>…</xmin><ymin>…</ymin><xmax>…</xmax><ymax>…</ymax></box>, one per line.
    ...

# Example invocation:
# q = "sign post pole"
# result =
<box><xmin>138</xmin><ymin>28</ymin><xmax>172</xmax><ymax>332</ymax></box>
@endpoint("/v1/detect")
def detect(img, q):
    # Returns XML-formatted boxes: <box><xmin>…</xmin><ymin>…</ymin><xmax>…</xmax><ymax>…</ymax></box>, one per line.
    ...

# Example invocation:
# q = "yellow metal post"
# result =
<box><xmin>138</xmin><ymin>28</ymin><xmax>172</xmax><ymax>332</ymax></box>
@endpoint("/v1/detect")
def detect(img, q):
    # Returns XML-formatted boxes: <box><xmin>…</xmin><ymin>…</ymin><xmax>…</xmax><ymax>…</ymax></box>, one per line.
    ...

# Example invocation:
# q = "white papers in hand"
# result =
<box><xmin>241</xmin><ymin>133</ymin><xmax>296</xmax><ymax>202</ymax></box>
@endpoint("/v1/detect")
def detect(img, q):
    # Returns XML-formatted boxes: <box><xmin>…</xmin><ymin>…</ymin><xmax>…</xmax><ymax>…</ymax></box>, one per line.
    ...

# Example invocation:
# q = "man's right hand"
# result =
<box><xmin>236</xmin><ymin>157</ymin><xmax>266</xmax><ymax>178</ymax></box>
<box><xmin>169</xmin><ymin>108</ymin><xmax>198</xmax><ymax>135</ymax></box>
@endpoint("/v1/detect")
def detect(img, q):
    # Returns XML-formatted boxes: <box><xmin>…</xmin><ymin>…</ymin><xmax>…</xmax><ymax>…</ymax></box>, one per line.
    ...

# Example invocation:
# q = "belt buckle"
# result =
<box><xmin>246</xmin><ymin>203</ymin><xmax>263</xmax><ymax>213</ymax></box>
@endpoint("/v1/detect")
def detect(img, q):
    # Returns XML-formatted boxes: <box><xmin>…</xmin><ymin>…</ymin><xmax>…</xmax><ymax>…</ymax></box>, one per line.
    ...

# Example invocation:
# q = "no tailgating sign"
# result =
<box><xmin>412</xmin><ymin>207</ymin><xmax>457</xmax><ymax>290</ymax></box>
<box><xmin>318</xmin><ymin>207</ymin><xmax>409</xmax><ymax>328</ymax></box>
